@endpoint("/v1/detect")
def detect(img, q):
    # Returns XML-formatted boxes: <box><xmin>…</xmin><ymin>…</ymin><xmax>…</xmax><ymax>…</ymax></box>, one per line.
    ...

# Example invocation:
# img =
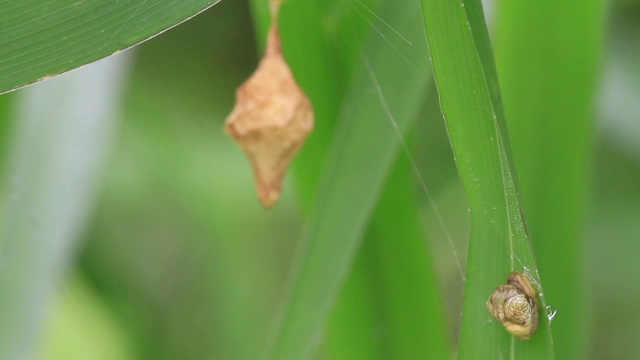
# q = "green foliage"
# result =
<box><xmin>495</xmin><ymin>1</ymin><xmax>605</xmax><ymax>359</ymax></box>
<box><xmin>421</xmin><ymin>0</ymin><xmax>555</xmax><ymax>357</ymax></box>
<box><xmin>0</xmin><ymin>0</ymin><xmax>220</xmax><ymax>94</ymax></box>
<box><xmin>257</xmin><ymin>1</ymin><xmax>447</xmax><ymax>358</ymax></box>
<box><xmin>0</xmin><ymin>0</ymin><xmax>637</xmax><ymax>359</ymax></box>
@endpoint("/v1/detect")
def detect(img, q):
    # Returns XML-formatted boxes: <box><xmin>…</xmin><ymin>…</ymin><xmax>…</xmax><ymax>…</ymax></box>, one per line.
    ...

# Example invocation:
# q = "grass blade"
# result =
<box><xmin>0</xmin><ymin>0</ymin><xmax>221</xmax><ymax>94</ymax></box>
<box><xmin>420</xmin><ymin>0</ymin><xmax>555</xmax><ymax>357</ymax></box>
<box><xmin>495</xmin><ymin>2</ymin><xmax>605</xmax><ymax>359</ymax></box>
<box><xmin>326</xmin><ymin>153</ymin><xmax>450</xmax><ymax>359</ymax></box>
<box><xmin>262</xmin><ymin>1</ymin><xmax>434</xmax><ymax>358</ymax></box>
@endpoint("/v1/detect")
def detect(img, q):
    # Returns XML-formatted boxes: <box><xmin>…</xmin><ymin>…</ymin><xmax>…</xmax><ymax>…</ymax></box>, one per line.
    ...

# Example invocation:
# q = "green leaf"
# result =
<box><xmin>262</xmin><ymin>1</ymin><xmax>434</xmax><ymax>359</ymax></box>
<box><xmin>420</xmin><ymin>0</ymin><xmax>555</xmax><ymax>358</ymax></box>
<box><xmin>495</xmin><ymin>1</ymin><xmax>605</xmax><ymax>359</ymax></box>
<box><xmin>0</xmin><ymin>0</ymin><xmax>220</xmax><ymax>94</ymax></box>
<box><xmin>326</xmin><ymin>153</ymin><xmax>450</xmax><ymax>360</ymax></box>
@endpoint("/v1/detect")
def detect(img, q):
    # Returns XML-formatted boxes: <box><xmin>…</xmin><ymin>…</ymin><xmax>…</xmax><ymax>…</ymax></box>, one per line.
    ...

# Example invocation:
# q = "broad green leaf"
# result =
<box><xmin>0</xmin><ymin>0</ymin><xmax>220</xmax><ymax>94</ymax></box>
<box><xmin>495</xmin><ymin>1</ymin><xmax>605</xmax><ymax>359</ymax></box>
<box><xmin>421</xmin><ymin>0</ymin><xmax>555</xmax><ymax>358</ymax></box>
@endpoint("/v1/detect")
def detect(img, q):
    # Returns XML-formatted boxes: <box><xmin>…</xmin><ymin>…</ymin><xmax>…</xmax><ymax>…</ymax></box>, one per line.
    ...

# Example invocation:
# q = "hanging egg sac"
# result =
<box><xmin>224</xmin><ymin>23</ymin><xmax>314</xmax><ymax>208</ymax></box>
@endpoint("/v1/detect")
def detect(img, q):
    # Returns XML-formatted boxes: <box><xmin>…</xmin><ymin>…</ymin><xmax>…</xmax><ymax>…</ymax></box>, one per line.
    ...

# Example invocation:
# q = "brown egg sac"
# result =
<box><xmin>224</xmin><ymin>23</ymin><xmax>314</xmax><ymax>208</ymax></box>
<box><xmin>486</xmin><ymin>271</ymin><xmax>539</xmax><ymax>339</ymax></box>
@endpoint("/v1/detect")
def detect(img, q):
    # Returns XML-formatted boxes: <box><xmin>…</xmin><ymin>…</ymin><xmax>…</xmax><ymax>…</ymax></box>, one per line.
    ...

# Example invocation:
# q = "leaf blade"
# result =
<box><xmin>0</xmin><ymin>0</ymin><xmax>221</xmax><ymax>94</ymax></box>
<box><xmin>495</xmin><ymin>1</ymin><xmax>605</xmax><ymax>358</ymax></box>
<box><xmin>262</xmin><ymin>1</ymin><xmax>434</xmax><ymax>358</ymax></box>
<box><xmin>420</xmin><ymin>0</ymin><xmax>555</xmax><ymax>357</ymax></box>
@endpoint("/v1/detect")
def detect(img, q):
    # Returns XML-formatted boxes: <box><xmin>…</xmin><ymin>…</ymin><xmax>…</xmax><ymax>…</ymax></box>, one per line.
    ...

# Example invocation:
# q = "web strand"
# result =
<box><xmin>342</xmin><ymin>0</ymin><xmax>429</xmax><ymax>82</ymax></box>
<box><xmin>362</xmin><ymin>56</ymin><xmax>466</xmax><ymax>282</ymax></box>
<box><xmin>346</xmin><ymin>0</ymin><xmax>413</xmax><ymax>45</ymax></box>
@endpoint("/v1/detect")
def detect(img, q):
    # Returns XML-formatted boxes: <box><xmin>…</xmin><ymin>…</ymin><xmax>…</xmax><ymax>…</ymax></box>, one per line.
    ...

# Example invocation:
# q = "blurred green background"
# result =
<box><xmin>0</xmin><ymin>0</ymin><xmax>639</xmax><ymax>359</ymax></box>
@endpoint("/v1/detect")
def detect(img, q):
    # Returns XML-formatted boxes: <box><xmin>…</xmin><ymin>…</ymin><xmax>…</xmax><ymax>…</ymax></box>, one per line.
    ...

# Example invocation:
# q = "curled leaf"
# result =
<box><xmin>225</xmin><ymin>23</ymin><xmax>314</xmax><ymax>208</ymax></box>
